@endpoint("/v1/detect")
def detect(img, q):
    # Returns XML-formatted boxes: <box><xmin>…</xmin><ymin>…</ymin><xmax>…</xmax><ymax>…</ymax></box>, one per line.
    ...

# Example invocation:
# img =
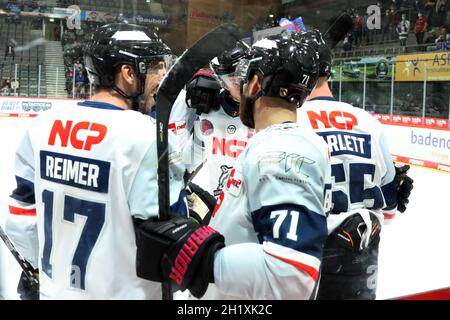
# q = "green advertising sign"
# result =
<box><xmin>332</xmin><ymin>56</ymin><xmax>396</xmax><ymax>82</ymax></box>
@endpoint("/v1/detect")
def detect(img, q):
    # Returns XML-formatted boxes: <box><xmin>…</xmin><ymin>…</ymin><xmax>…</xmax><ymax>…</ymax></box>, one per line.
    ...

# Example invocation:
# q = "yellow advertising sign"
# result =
<box><xmin>395</xmin><ymin>52</ymin><xmax>450</xmax><ymax>82</ymax></box>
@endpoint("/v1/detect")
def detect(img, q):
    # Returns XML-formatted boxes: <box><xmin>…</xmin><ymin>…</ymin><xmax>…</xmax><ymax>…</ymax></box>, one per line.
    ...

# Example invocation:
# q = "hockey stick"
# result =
<box><xmin>156</xmin><ymin>23</ymin><xmax>241</xmax><ymax>300</ymax></box>
<box><xmin>0</xmin><ymin>225</ymin><xmax>39</xmax><ymax>286</ymax></box>
<box><xmin>322</xmin><ymin>12</ymin><xmax>353</xmax><ymax>50</ymax></box>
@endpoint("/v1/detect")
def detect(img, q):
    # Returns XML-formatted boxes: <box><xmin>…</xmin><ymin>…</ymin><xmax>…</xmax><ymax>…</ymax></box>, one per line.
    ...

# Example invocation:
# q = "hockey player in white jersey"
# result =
<box><xmin>6</xmin><ymin>23</ymin><xmax>187</xmax><ymax>299</ymax></box>
<box><xmin>136</xmin><ymin>34</ymin><xmax>333</xmax><ymax>300</ymax></box>
<box><xmin>179</xmin><ymin>42</ymin><xmax>254</xmax><ymax>205</ymax></box>
<box><xmin>296</xmin><ymin>30</ymin><xmax>414</xmax><ymax>299</ymax></box>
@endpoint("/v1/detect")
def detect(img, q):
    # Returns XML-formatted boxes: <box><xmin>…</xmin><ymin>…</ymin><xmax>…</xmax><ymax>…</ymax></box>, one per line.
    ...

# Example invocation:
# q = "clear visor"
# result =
<box><xmin>147</xmin><ymin>54</ymin><xmax>177</xmax><ymax>73</ymax></box>
<box><xmin>217</xmin><ymin>73</ymin><xmax>243</xmax><ymax>92</ymax></box>
<box><xmin>210</xmin><ymin>58</ymin><xmax>244</xmax><ymax>91</ymax></box>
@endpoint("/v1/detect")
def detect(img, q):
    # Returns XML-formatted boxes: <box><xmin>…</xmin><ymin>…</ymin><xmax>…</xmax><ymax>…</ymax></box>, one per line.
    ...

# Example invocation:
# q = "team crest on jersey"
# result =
<box><xmin>200</xmin><ymin>119</ymin><xmax>214</xmax><ymax>136</ymax></box>
<box><xmin>227</xmin><ymin>125</ymin><xmax>237</xmax><ymax>134</ymax></box>
<box><xmin>224</xmin><ymin>168</ymin><xmax>243</xmax><ymax>197</ymax></box>
<box><xmin>213</xmin><ymin>165</ymin><xmax>233</xmax><ymax>197</ymax></box>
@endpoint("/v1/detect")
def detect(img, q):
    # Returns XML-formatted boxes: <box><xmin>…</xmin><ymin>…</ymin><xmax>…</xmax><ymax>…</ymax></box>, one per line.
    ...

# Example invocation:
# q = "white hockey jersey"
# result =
<box><xmin>297</xmin><ymin>97</ymin><xmax>397</xmax><ymax>233</ymax></box>
<box><xmin>204</xmin><ymin>123</ymin><xmax>332</xmax><ymax>300</ymax></box>
<box><xmin>184</xmin><ymin>92</ymin><xmax>254</xmax><ymax>198</ymax></box>
<box><xmin>6</xmin><ymin>100</ymin><xmax>187</xmax><ymax>299</ymax></box>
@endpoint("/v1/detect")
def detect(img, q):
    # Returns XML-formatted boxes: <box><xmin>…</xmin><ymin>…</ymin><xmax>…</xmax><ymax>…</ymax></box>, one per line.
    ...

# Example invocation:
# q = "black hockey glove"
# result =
<box><xmin>186</xmin><ymin>182</ymin><xmax>217</xmax><ymax>225</ymax></box>
<box><xmin>185</xmin><ymin>70</ymin><xmax>221</xmax><ymax>115</ymax></box>
<box><xmin>394</xmin><ymin>163</ymin><xmax>414</xmax><ymax>213</ymax></box>
<box><xmin>329</xmin><ymin>213</ymin><xmax>381</xmax><ymax>253</ymax></box>
<box><xmin>135</xmin><ymin>216</ymin><xmax>224</xmax><ymax>298</ymax></box>
<box><xmin>17</xmin><ymin>270</ymin><xmax>39</xmax><ymax>300</ymax></box>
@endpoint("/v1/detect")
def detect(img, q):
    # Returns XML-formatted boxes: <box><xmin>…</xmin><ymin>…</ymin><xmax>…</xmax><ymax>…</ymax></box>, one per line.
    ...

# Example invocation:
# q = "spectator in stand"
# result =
<box><xmin>415</xmin><ymin>12</ymin><xmax>429</xmax><ymax>45</ymax></box>
<box><xmin>4</xmin><ymin>39</ymin><xmax>16</xmax><ymax>59</ymax></box>
<box><xmin>343</xmin><ymin>32</ymin><xmax>354</xmax><ymax>51</ymax></box>
<box><xmin>53</xmin><ymin>26</ymin><xmax>61</xmax><ymax>41</ymax></box>
<box><xmin>389</xmin><ymin>7</ymin><xmax>401</xmax><ymax>40</ymax></box>
<box><xmin>382</xmin><ymin>9</ymin><xmax>392</xmax><ymax>41</ymax></box>
<box><xmin>424</xmin><ymin>0</ymin><xmax>437</xmax><ymax>24</ymax></box>
<box><xmin>74</xmin><ymin>60</ymin><xmax>83</xmax><ymax>72</ymax></box>
<box><xmin>1</xmin><ymin>79</ymin><xmax>11</xmax><ymax>96</ymax></box>
<box><xmin>435</xmin><ymin>26</ymin><xmax>450</xmax><ymax>50</ymax></box>
<box><xmin>397</xmin><ymin>13</ymin><xmax>411</xmax><ymax>49</ymax></box>
<box><xmin>66</xmin><ymin>67</ymin><xmax>74</xmax><ymax>96</ymax></box>
<box><xmin>352</xmin><ymin>12</ymin><xmax>363</xmax><ymax>46</ymax></box>
<box><xmin>74</xmin><ymin>68</ymin><xmax>86</xmax><ymax>98</ymax></box>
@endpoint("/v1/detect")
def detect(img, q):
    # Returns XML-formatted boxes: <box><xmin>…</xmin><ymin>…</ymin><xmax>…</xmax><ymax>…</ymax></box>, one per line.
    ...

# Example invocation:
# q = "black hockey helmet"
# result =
<box><xmin>210</xmin><ymin>40</ymin><xmax>250</xmax><ymax>92</ymax></box>
<box><xmin>210</xmin><ymin>40</ymin><xmax>250</xmax><ymax>75</ymax></box>
<box><xmin>298</xmin><ymin>30</ymin><xmax>332</xmax><ymax>78</ymax></box>
<box><xmin>84</xmin><ymin>23</ymin><xmax>172</xmax><ymax>108</ymax></box>
<box><xmin>236</xmin><ymin>34</ymin><xmax>319</xmax><ymax>128</ymax></box>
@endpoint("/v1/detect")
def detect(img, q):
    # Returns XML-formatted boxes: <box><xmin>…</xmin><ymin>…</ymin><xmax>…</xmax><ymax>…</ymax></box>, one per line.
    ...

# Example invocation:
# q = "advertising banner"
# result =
<box><xmin>395</xmin><ymin>52</ymin><xmax>450</xmax><ymax>82</ymax></box>
<box><xmin>0</xmin><ymin>97</ymin><xmax>80</xmax><ymax>117</ymax></box>
<box><xmin>332</xmin><ymin>56</ymin><xmax>396</xmax><ymax>82</ymax></box>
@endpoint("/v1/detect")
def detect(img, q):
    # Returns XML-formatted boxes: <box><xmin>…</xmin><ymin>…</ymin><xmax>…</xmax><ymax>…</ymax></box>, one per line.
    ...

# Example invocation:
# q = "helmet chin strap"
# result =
<box><xmin>112</xmin><ymin>74</ymin><xmax>146</xmax><ymax>112</ymax></box>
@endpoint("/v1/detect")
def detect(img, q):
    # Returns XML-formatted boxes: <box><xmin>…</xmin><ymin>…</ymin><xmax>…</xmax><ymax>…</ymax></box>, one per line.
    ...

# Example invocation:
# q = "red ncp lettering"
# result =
<box><xmin>48</xmin><ymin>120</ymin><xmax>107</xmax><ymax>151</ymax></box>
<box><xmin>307</xmin><ymin>110</ymin><xmax>358</xmax><ymax>130</ymax></box>
<box><xmin>212</xmin><ymin>137</ymin><xmax>247</xmax><ymax>158</ymax></box>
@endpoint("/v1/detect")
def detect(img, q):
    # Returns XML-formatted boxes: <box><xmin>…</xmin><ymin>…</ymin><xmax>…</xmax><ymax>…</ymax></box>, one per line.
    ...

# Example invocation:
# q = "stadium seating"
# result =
<box><xmin>0</xmin><ymin>16</ymin><xmax>47</xmax><ymax>97</ymax></box>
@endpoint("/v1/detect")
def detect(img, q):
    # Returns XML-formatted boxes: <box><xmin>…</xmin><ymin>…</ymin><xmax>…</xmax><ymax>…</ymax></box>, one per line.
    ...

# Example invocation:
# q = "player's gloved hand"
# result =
<box><xmin>185</xmin><ymin>69</ymin><xmax>221</xmax><ymax>115</ymax></box>
<box><xmin>17</xmin><ymin>270</ymin><xmax>39</xmax><ymax>300</ymax></box>
<box><xmin>186</xmin><ymin>182</ymin><xmax>217</xmax><ymax>225</ymax></box>
<box><xmin>394</xmin><ymin>163</ymin><xmax>414</xmax><ymax>213</ymax></box>
<box><xmin>135</xmin><ymin>216</ymin><xmax>224</xmax><ymax>298</ymax></box>
<box><xmin>329</xmin><ymin>213</ymin><xmax>380</xmax><ymax>253</ymax></box>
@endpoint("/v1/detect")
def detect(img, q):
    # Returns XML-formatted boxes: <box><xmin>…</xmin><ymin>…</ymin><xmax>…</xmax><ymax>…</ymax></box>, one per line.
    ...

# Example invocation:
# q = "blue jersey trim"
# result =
<box><xmin>251</xmin><ymin>203</ymin><xmax>327</xmax><ymax>260</ymax></box>
<box><xmin>10</xmin><ymin>176</ymin><xmax>35</xmax><ymax>204</ymax></box>
<box><xmin>308</xmin><ymin>96</ymin><xmax>337</xmax><ymax>102</ymax></box>
<box><xmin>77</xmin><ymin>101</ymin><xmax>125</xmax><ymax>111</ymax></box>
